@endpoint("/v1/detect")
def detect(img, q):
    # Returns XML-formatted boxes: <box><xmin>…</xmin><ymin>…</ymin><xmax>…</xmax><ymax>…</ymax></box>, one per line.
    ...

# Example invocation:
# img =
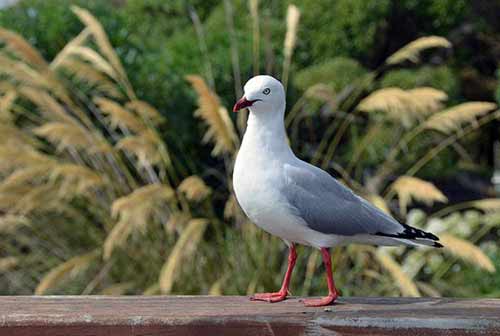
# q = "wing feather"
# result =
<box><xmin>283</xmin><ymin>162</ymin><xmax>404</xmax><ymax>236</ymax></box>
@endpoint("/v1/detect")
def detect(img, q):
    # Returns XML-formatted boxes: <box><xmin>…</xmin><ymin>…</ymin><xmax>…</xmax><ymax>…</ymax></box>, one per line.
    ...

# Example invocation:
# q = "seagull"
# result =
<box><xmin>232</xmin><ymin>75</ymin><xmax>442</xmax><ymax>307</ymax></box>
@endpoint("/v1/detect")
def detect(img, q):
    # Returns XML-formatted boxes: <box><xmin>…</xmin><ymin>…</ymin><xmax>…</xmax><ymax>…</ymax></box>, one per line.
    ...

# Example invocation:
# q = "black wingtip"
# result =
<box><xmin>433</xmin><ymin>242</ymin><xmax>444</xmax><ymax>248</ymax></box>
<box><xmin>375</xmin><ymin>224</ymin><xmax>441</xmax><ymax>243</ymax></box>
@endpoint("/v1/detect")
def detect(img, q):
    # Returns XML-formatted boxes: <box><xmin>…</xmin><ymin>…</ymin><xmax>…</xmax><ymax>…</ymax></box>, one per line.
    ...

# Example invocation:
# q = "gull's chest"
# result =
<box><xmin>233</xmin><ymin>146</ymin><xmax>285</xmax><ymax>215</ymax></box>
<box><xmin>233</xmin><ymin>148</ymin><xmax>313</xmax><ymax>245</ymax></box>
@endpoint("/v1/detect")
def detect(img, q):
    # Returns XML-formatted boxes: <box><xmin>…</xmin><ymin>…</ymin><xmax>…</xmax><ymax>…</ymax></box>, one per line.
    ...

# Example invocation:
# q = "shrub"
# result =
<box><xmin>294</xmin><ymin>57</ymin><xmax>368</xmax><ymax>92</ymax></box>
<box><xmin>291</xmin><ymin>0</ymin><xmax>390</xmax><ymax>65</ymax></box>
<box><xmin>381</xmin><ymin>66</ymin><xmax>460</xmax><ymax>101</ymax></box>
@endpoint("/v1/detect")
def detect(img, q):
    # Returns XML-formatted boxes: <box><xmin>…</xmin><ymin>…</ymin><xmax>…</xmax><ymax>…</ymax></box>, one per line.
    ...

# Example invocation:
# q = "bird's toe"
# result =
<box><xmin>250</xmin><ymin>291</ymin><xmax>287</xmax><ymax>302</ymax></box>
<box><xmin>302</xmin><ymin>294</ymin><xmax>337</xmax><ymax>307</ymax></box>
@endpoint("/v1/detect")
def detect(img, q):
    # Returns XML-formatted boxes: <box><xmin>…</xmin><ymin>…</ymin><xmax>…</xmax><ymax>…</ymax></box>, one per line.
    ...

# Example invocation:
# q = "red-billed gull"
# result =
<box><xmin>233</xmin><ymin>75</ymin><xmax>441</xmax><ymax>307</ymax></box>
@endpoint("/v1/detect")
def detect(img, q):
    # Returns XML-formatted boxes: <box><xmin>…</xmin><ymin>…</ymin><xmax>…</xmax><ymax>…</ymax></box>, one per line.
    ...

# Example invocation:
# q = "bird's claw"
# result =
<box><xmin>250</xmin><ymin>291</ymin><xmax>287</xmax><ymax>302</ymax></box>
<box><xmin>302</xmin><ymin>293</ymin><xmax>337</xmax><ymax>307</ymax></box>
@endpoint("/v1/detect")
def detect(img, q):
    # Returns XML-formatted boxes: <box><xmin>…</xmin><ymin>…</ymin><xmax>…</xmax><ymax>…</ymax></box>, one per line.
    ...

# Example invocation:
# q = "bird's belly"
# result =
<box><xmin>248</xmin><ymin>204</ymin><xmax>307</xmax><ymax>243</ymax></box>
<box><xmin>249</xmin><ymin>206</ymin><xmax>345</xmax><ymax>247</ymax></box>
<box><xmin>233</xmin><ymin>169</ymin><xmax>305</xmax><ymax>243</ymax></box>
<box><xmin>233</xmin><ymin>150</ymin><xmax>344</xmax><ymax>247</ymax></box>
<box><xmin>234</xmin><ymin>182</ymin><xmax>341</xmax><ymax>247</ymax></box>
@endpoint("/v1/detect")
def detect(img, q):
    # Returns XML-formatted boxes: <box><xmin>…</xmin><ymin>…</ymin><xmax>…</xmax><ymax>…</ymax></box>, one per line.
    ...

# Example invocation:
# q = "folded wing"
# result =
<box><xmin>283</xmin><ymin>162</ymin><xmax>404</xmax><ymax>237</ymax></box>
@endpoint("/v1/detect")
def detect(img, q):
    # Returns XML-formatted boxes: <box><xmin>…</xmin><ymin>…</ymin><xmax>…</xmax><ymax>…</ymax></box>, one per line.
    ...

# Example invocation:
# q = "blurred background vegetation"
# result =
<box><xmin>0</xmin><ymin>0</ymin><xmax>499</xmax><ymax>298</ymax></box>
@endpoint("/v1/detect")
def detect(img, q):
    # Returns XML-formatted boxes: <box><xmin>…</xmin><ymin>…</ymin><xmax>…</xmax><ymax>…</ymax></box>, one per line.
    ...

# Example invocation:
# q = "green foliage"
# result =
<box><xmin>294</xmin><ymin>57</ymin><xmax>368</xmax><ymax>92</ymax></box>
<box><xmin>0</xmin><ymin>0</ymin><xmax>115</xmax><ymax>59</ymax></box>
<box><xmin>113</xmin><ymin>0</ymin><xmax>222</xmax><ymax>139</ymax></box>
<box><xmin>450</xmin><ymin>248</ymin><xmax>500</xmax><ymax>297</ymax></box>
<box><xmin>293</xmin><ymin>0</ymin><xmax>390</xmax><ymax>64</ymax></box>
<box><xmin>381</xmin><ymin>66</ymin><xmax>459</xmax><ymax>100</ymax></box>
<box><xmin>399</xmin><ymin>0</ymin><xmax>469</xmax><ymax>34</ymax></box>
<box><xmin>427</xmin><ymin>211</ymin><xmax>500</xmax><ymax>297</ymax></box>
<box><xmin>496</xmin><ymin>69</ymin><xmax>500</xmax><ymax>106</ymax></box>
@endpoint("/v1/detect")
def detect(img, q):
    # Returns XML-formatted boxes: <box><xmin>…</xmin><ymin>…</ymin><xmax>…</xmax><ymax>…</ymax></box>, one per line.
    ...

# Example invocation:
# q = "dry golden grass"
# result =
<box><xmin>440</xmin><ymin>233</ymin><xmax>495</xmax><ymax>273</ymax></box>
<box><xmin>159</xmin><ymin>218</ymin><xmax>208</xmax><ymax>294</ymax></box>
<box><xmin>178</xmin><ymin>175</ymin><xmax>211</xmax><ymax>202</ymax></box>
<box><xmin>165</xmin><ymin>212</ymin><xmax>190</xmax><ymax>234</ymax></box>
<box><xmin>63</xmin><ymin>45</ymin><xmax>118</xmax><ymax>81</ymax></box>
<box><xmin>57</xmin><ymin>58</ymin><xmax>122</xmax><ymax>98</ymax></box>
<box><xmin>425</xmin><ymin>102</ymin><xmax>497</xmax><ymax>134</ymax></box>
<box><xmin>223</xmin><ymin>194</ymin><xmax>238</xmax><ymax>220</ymax></box>
<box><xmin>358</xmin><ymin>87</ymin><xmax>447</xmax><ymax>127</ymax></box>
<box><xmin>282</xmin><ymin>4</ymin><xmax>300</xmax><ymax>90</ymax></box>
<box><xmin>0</xmin><ymin>144</ymin><xmax>51</xmax><ymax>173</ymax></box>
<box><xmin>386</xmin><ymin>36</ymin><xmax>451</xmax><ymax>65</ymax></box>
<box><xmin>116</xmin><ymin>130</ymin><xmax>162</xmax><ymax>167</ymax></box>
<box><xmin>471</xmin><ymin>199</ymin><xmax>500</xmax><ymax>212</ymax></box>
<box><xmin>284</xmin><ymin>5</ymin><xmax>300</xmax><ymax>59</ymax></box>
<box><xmin>402</xmin><ymin>250</ymin><xmax>427</xmax><ymax>278</ymax></box>
<box><xmin>34</xmin><ymin>122</ymin><xmax>111</xmax><ymax>153</ymax></box>
<box><xmin>0</xmin><ymin>9</ymin><xmax>197</xmax><ymax>298</ymax></box>
<box><xmin>0</xmin><ymin>165</ymin><xmax>52</xmax><ymax>193</ymax></box>
<box><xmin>416</xmin><ymin>281</ymin><xmax>441</xmax><ymax>297</ymax></box>
<box><xmin>110</xmin><ymin>184</ymin><xmax>174</xmax><ymax>228</ymax></box>
<box><xmin>0</xmin><ymin>189</ymin><xmax>26</xmax><ymax>213</ymax></box>
<box><xmin>104</xmin><ymin>184</ymin><xmax>174</xmax><ymax>259</ymax></box>
<box><xmin>102</xmin><ymin>220</ymin><xmax>132</xmax><ymax>261</ymax></box>
<box><xmin>71</xmin><ymin>6</ymin><xmax>135</xmax><ymax>99</ymax></box>
<box><xmin>35</xmin><ymin>250</ymin><xmax>99</xmax><ymax>295</ymax></box>
<box><xmin>375</xmin><ymin>249</ymin><xmax>420</xmax><ymax>297</ymax></box>
<box><xmin>0</xmin><ymin>256</ymin><xmax>18</xmax><ymax>272</ymax></box>
<box><xmin>19</xmin><ymin>86</ymin><xmax>78</xmax><ymax>125</ymax></box>
<box><xmin>249</xmin><ymin>0</ymin><xmax>260</xmax><ymax>75</ymax></box>
<box><xmin>208</xmin><ymin>277</ymin><xmax>225</xmax><ymax>296</ymax></box>
<box><xmin>304</xmin><ymin>83</ymin><xmax>336</xmax><ymax>101</ymax></box>
<box><xmin>99</xmin><ymin>282</ymin><xmax>134</xmax><ymax>295</ymax></box>
<box><xmin>49</xmin><ymin>26</ymin><xmax>120</xmax><ymax>99</ymax></box>
<box><xmin>50</xmin><ymin>163</ymin><xmax>104</xmax><ymax>196</ymax></box>
<box><xmin>0</xmin><ymin>124</ymin><xmax>37</xmax><ymax>146</ymax></box>
<box><xmin>13</xmin><ymin>184</ymin><xmax>60</xmax><ymax>215</ymax></box>
<box><xmin>186</xmin><ymin>75</ymin><xmax>238</xmax><ymax>156</ymax></box>
<box><xmin>0</xmin><ymin>91</ymin><xmax>16</xmax><ymax>121</ymax></box>
<box><xmin>70</xmin><ymin>7</ymin><xmax>125</xmax><ymax>84</ymax></box>
<box><xmin>407</xmin><ymin>87</ymin><xmax>448</xmax><ymax>115</ymax></box>
<box><xmin>0</xmin><ymin>28</ymin><xmax>47</xmax><ymax>68</ymax></box>
<box><xmin>94</xmin><ymin>97</ymin><xmax>145</xmax><ymax>133</ymax></box>
<box><xmin>50</xmin><ymin>28</ymin><xmax>91</xmax><ymax>69</ymax></box>
<box><xmin>0</xmin><ymin>32</ymin><xmax>71</xmax><ymax>105</ymax></box>
<box><xmin>143</xmin><ymin>283</ymin><xmax>160</xmax><ymax>295</ymax></box>
<box><xmin>390</xmin><ymin>176</ymin><xmax>447</xmax><ymax>215</ymax></box>
<box><xmin>0</xmin><ymin>54</ymin><xmax>52</xmax><ymax>90</ymax></box>
<box><xmin>0</xmin><ymin>215</ymin><xmax>29</xmax><ymax>233</ymax></box>
<box><xmin>126</xmin><ymin>100</ymin><xmax>164</xmax><ymax>126</ymax></box>
<box><xmin>358</xmin><ymin>87</ymin><xmax>408</xmax><ymax>113</ymax></box>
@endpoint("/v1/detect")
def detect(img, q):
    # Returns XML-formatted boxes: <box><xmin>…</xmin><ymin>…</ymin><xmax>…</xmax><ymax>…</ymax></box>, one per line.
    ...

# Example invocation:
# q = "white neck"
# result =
<box><xmin>241</xmin><ymin>104</ymin><xmax>293</xmax><ymax>156</ymax></box>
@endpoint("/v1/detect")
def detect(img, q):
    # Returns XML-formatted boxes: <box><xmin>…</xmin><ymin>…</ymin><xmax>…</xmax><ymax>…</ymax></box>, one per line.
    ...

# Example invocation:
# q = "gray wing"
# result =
<box><xmin>283</xmin><ymin>162</ymin><xmax>403</xmax><ymax>236</ymax></box>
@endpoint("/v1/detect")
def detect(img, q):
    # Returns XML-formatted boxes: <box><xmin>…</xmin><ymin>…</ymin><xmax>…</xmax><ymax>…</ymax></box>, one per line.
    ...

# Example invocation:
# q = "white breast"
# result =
<box><xmin>233</xmin><ymin>113</ymin><xmax>316</xmax><ymax>245</ymax></box>
<box><xmin>234</xmin><ymin>151</ymin><xmax>345</xmax><ymax>247</ymax></box>
<box><xmin>233</xmin><ymin>136</ymin><xmax>286</xmax><ymax>227</ymax></box>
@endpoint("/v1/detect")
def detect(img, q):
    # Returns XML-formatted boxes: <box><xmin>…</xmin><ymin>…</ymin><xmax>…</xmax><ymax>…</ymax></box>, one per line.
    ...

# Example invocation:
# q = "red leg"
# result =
<box><xmin>250</xmin><ymin>244</ymin><xmax>297</xmax><ymax>303</ymax></box>
<box><xmin>303</xmin><ymin>248</ymin><xmax>338</xmax><ymax>307</ymax></box>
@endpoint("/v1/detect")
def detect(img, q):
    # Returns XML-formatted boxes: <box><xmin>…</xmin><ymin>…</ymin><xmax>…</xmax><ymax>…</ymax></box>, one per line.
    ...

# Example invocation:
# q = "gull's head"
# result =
<box><xmin>233</xmin><ymin>75</ymin><xmax>285</xmax><ymax>114</ymax></box>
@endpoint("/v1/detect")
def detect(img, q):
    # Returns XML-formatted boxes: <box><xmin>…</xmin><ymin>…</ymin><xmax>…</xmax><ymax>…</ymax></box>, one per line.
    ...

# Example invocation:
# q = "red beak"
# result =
<box><xmin>233</xmin><ymin>97</ymin><xmax>258</xmax><ymax>112</ymax></box>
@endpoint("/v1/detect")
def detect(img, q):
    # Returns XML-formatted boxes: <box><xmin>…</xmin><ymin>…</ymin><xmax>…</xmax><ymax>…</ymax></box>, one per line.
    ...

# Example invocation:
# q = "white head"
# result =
<box><xmin>233</xmin><ymin>75</ymin><xmax>285</xmax><ymax>114</ymax></box>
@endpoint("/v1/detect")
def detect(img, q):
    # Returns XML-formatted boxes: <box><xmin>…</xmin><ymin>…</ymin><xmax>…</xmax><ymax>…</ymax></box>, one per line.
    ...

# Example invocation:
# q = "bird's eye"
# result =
<box><xmin>262</xmin><ymin>88</ymin><xmax>271</xmax><ymax>95</ymax></box>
